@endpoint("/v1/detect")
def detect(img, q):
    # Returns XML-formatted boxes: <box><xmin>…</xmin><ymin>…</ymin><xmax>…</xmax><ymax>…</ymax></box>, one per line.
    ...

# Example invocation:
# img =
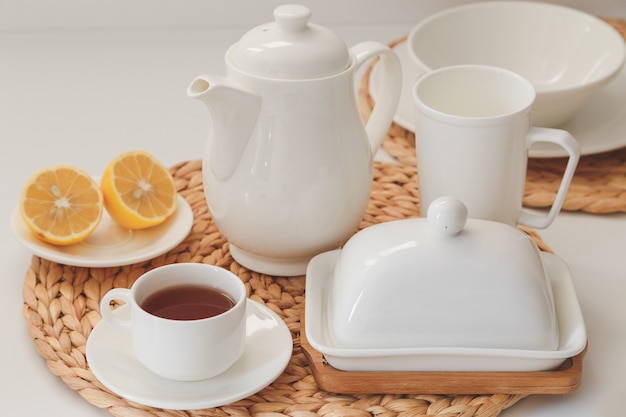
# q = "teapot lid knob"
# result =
<box><xmin>427</xmin><ymin>196</ymin><xmax>468</xmax><ymax>236</ymax></box>
<box><xmin>230</xmin><ymin>4</ymin><xmax>350</xmax><ymax>79</ymax></box>
<box><xmin>274</xmin><ymin>4</ymin><xmax>311</xmax><ymax>32</ymax></box>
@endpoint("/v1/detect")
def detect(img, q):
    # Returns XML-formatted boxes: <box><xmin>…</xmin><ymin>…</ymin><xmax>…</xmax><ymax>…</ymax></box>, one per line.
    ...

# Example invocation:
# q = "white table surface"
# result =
<box><xmin>2</xmin><ymin>1</ymin><xmax>626</xmax><ymax>416</ymax></box>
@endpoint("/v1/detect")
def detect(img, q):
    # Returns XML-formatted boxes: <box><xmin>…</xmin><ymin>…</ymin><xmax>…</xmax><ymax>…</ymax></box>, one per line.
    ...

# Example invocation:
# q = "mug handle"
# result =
<box><xmin>351</xmin><ymin>41</ymin><xmax>402</xmax><ymax>156</ymax></box>
<box><xmin>100</xmin><ymin>288</ymin><xmax>133</xmax><ymax>331</ymax></box>
<box><xmin>518</xmin><ymin>127</ymin><xmax>580</xmax><ymax>229</ymax></box>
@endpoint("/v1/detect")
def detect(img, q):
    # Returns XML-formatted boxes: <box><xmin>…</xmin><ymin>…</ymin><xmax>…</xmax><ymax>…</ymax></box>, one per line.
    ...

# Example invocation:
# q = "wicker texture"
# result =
<box><xmin>359</xmin><ymin>18</ymin><xmax>626</xmax><ymax>214</ymax></box>
<box><xmin>20</xmin><ymin>159</ymin><xmax>553</xmax><ymax>417</ymax></box>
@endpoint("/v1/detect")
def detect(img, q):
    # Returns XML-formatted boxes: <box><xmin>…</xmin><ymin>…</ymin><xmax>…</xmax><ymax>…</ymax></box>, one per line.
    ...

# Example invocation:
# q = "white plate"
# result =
<box><xmin>86</xmin><ymin>299</ymin><xmax>293</xmax><ymax>410</ymax></box>
<box><xmin>305</xmin><ymin>250</ymin><xmax>587</xmax><ymax>372</ymax></box>
<box><xmin>11</xmin><ymin>194</ymin><xmax>193</xmax><ymax>267</ymax></box>
<box><xmin>370</xmin><ymin>42</ymin><xmax>626</xmax><ymax>158</ymax></box>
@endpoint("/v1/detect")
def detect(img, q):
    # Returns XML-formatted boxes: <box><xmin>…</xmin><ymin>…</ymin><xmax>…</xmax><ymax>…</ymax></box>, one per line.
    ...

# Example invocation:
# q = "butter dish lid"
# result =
<box><xmin>229</xmin><ymin>4</ymin><xmax>350</xmax><ymax>79</ymax></box>
<box><xmin>328</xmin><ymin>197</ymin><xmax>559</xmax><ymax>351</ymax></box>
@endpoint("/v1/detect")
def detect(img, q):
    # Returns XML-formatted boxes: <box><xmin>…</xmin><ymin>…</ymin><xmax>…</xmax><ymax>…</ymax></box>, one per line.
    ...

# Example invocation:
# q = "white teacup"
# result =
<box><xmin>412</xmin><ymin>65</ymin><xmax>580</xmax><ymax>229</ymax></box>
<box><xmin>100</xmin><ymin>263</ymin><xmax>247</xmax><ymax>381</ymax></box>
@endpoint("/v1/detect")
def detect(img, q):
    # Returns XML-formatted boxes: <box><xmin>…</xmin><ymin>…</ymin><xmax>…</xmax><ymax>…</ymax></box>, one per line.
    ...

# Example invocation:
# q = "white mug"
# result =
<box><xmin>412</xmin><ymin>65</ymin><xmax>580</xmax><ymax>229</ymax></box>
<box><xmin>100</xmin><ymin>263</ymin><xmax>247</xmax><ymax>381</ymax></box>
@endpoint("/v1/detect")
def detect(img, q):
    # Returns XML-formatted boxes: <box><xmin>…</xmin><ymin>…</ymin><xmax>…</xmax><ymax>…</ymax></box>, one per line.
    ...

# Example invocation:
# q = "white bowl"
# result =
<box><xmin>408</xmin><ymin>1</ymin><xmax>626</xmax><ymax>127</ymax></box>
<box><xmin>321</xmin><ymin>197</ymin><xmax>559</xmax><ymax>353</ymax></box>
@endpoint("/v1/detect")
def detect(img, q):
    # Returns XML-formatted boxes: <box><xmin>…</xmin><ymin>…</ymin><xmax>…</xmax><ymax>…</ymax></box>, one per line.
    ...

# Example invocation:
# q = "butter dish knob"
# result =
<box><xmin>427</xmin><ymin>196</ymin><xmax>468</xmax><ymax>236</ymax></box>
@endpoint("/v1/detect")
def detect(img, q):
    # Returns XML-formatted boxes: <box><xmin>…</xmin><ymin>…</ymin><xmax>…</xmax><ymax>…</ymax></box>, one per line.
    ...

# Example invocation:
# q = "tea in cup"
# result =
<box><xmin>100</xmin><ymin>263</ymin><xmax>247</xmax><ymax>381</ymax></box>
<box><xmin>412</xmin><ymin>65</ymin><xmax>580</xmax><ymax>229</ymax></box>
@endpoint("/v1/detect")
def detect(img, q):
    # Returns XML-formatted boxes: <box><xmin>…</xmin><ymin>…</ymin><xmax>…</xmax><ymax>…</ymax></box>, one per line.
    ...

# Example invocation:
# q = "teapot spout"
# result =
<box><xmin>187</xmin><ymin>75</ymin><xmax>260</xmax><ymax>181</ymax></box>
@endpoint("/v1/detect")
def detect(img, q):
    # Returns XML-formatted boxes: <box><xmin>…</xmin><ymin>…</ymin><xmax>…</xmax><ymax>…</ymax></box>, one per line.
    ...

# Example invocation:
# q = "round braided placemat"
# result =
<box><xmin>359</xmin><ymin>18</ymin><xmax>626</xmax><ymax>214</ymax></box>
<box><xmin>21</xmin><ymin>159</ymin><xmax>549</xmax><ymax>417</ymax></box>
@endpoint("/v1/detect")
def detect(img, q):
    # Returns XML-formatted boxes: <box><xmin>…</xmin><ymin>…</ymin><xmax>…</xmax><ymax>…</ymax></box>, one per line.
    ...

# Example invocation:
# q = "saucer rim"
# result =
<box><xmin>86</xmin><ymin>298</ymin><xmax>293</xmax><ymax>410</ymax></box>
<box><xmin>10</xmin><ymin>194</ymin><xmax>193</xmax><ymax>267</ymax></box>
<box><xmin>369</xmin><ymin>41</ymin><xmax>626</xmax><ymax>158</ymax></box>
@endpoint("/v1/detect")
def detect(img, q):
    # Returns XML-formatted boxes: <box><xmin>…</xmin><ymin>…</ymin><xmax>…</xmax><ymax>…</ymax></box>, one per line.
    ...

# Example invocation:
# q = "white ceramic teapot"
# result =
<box><xmin>188</xmin><ymin>4</ymin><xmax>401</xmax><ymax>276</ymax></box>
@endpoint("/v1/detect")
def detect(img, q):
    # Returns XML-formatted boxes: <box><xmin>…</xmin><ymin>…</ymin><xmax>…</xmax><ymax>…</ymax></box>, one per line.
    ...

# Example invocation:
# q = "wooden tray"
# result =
<box><xmin>301</xmin><ymin>317</ymin><xmax>586</xmax><ymax>395</ymax></box>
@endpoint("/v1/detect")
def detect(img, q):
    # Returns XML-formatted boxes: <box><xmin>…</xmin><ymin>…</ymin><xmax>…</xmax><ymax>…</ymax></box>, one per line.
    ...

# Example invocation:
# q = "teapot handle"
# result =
<box><xmin>352</xmin><ymin>41</ymin><xmax>402</xmax><ymax>156</ymax></box>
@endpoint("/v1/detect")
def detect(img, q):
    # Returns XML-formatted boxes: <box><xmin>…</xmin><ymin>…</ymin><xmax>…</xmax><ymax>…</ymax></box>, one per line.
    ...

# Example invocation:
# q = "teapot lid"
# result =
<box><xmin>230</xmin><ymin>4</ymin><xmax>350</xmax><ymax>79</ymax></box>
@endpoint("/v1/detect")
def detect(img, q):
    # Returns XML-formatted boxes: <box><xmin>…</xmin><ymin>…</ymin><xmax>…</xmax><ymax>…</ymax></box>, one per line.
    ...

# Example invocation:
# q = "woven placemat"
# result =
<box><xmin>359</xmin><ymin>18</ymin><xmax>626</xmax><ymax>214</ymax></box>
<box><xmin>20</xmin><ymin>159</ymin><xmax>556</xmax><ymax>417</ymax></box>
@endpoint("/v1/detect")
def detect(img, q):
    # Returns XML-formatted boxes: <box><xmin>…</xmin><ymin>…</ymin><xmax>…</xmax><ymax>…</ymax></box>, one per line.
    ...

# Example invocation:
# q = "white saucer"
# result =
<box><xmin>86</xmin><ymin>299</ymin><xmax>292</xmax><ymax>410</ymax></box>
<box><xmin>10</xmin><ymin>194</ymin><xmax>193</xmax><ymax>268</ymax></box>
<box><xmin>370</xmin><ymin>42</ymin><xmax>626</xmax><ymax>158</ymax></box>
<box><xmin>305</xmin><ymin>250</ymin><xmax>587</xmax><ymax>372</ymax></box>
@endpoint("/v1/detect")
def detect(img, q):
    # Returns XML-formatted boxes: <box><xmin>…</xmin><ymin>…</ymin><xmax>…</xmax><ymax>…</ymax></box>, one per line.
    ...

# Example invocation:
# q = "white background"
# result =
<box><xmin>2</xmin><ymin>1</ymin><xmax>626</xmax><ymax>416</ymax></box>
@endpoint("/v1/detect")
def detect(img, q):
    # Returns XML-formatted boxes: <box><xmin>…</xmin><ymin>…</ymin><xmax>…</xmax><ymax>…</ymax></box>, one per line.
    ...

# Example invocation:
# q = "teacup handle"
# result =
<box><xmin>100</xmin><ymin>288</ymin><xmax>133</xmax><ymax>331</ymax></box>
<box><xmin>351</xmin><ymin>41</ymin><xmax>402</xmax><ymax>156</ymax></box>
<box><xmin>519</xmin><ymin>127</ymin><xmax>580</xmax><ymax>229</ymax></box>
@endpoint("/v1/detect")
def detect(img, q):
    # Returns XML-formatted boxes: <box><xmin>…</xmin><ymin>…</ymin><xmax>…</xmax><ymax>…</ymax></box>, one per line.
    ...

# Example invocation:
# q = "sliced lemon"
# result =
<box><xmin>19</xmin><ymin>165</ymin><xmax>103</xmax><ymax>245</ymax></box>
<box><xmin>101</xmin><ymin>150</ymin><xmax>177</xmax><ymax>229</ymax></box>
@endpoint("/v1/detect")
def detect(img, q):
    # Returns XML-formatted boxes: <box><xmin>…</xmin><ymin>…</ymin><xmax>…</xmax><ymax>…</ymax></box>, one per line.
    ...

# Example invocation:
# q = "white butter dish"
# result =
<box><xmin>305</xmin><ymin>249</ymin><xmax>586</xmax><ymax>372</ymax></box>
